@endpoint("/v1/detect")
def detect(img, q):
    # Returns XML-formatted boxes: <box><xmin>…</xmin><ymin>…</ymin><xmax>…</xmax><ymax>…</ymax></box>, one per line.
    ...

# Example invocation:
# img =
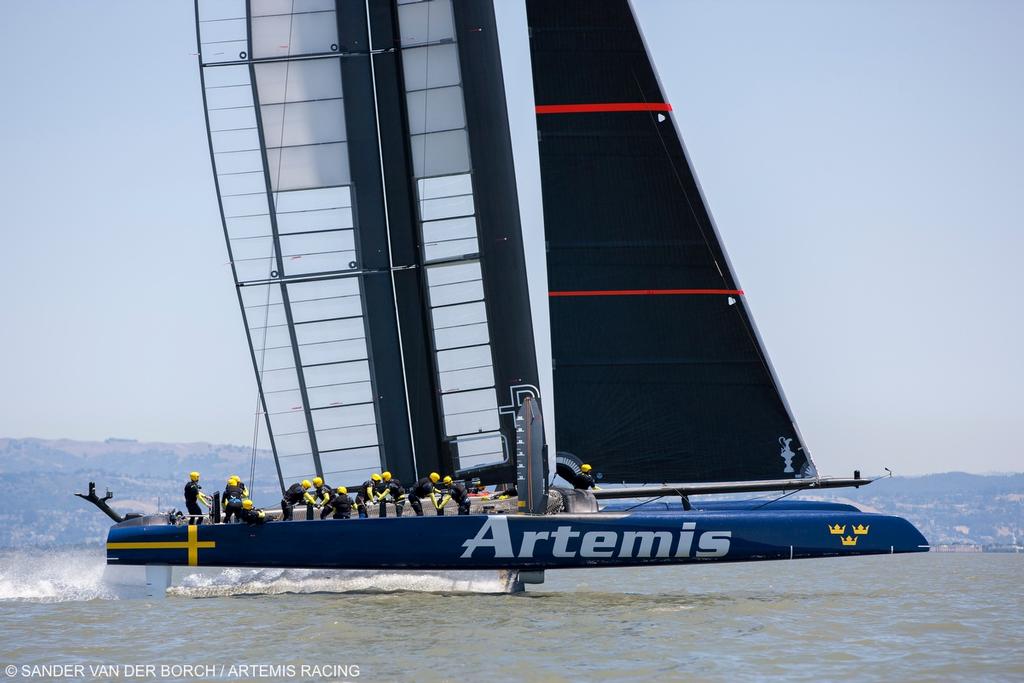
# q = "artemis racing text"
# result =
<box><xmin>461</xmin><ymin>518</ymin><xmax>731</xmax><ymax>560</ymax></box>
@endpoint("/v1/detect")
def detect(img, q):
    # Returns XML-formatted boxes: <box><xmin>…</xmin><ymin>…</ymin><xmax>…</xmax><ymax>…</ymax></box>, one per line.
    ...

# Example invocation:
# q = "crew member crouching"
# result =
<box><xmin>379</xmin><ymin>471</ymin><xmax>406</xmax><ymax>517</ymax></box>
<box><xmin>574</xmin><ymin>464</ymin><xmax>599</xmax><ymax>490</ymax></box>
<box><xmin>239</xmin><ymin>499</ymin><xmax>267</xmax><ymax>526</ymax></box>
<box><xmin>323</xmin><ymin>486</ymin><xmax>353</xmax><ymax>519</ymax></box>
<box><xmin>310</xmin><ymin>476</ymin><xmax>333</xmax><ymax>519</ymax></box>
<box><xmin>280</xmin><ymin>479</ymin><xmax>313</xmax><ymax>521</ymax></box>
<box><xmin>355</xmin><ymin>473</ymin><xmax>384</xmax><ymax>518</ymax></box>
<box><xmin>449</xmin><ymin>476</ymin><xmax>471</xmax><ymax>516</ymax></box>
<box><xmin>407</xmin><ymin>472</ymin><xmax>440</xmax><ymax>516</ymax></box>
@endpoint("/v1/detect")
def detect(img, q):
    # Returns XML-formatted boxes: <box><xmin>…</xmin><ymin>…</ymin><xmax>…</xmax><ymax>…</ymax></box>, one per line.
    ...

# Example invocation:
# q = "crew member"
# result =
<box><xmin>239</xmin><ymin>499</ymin><xmax>267</xmax><ymax>526</ymax></box>
<box><xmin>323</xmin><ymin>486</ymin><xmax>353</xmax><ymax>520</ymax></box>
<box><xmin>575</xmin><ymin>464</ymin><xmax>599</xmax><ymax>490</ymax></box>
<box><xmin>183</xmin><ymin>471</ymin><xmax>211</xmax><ymax>525</ymax></box>
<box><xmin>448</xmin><ymin>476</ymin><xmax>471</xmax><ymax>516</ymax></box>
<box><xmin>379</xmin><ymin>471</ymin><xmax>406</xmax><ymax>517</ymax></box>
<box><xmin>280</xmin><ymin>479</ymin><xmax>313</xmax><ymax>521</ymax></box>
<box><xmin>407</xmin><ymin>472</ymin><xmax>440</xmax><ymax>516</ymax></box>
<box><xmin>355</xmin><ymin>473</ymin><xmax>384</xmax><ymax>518</ymax></box>
<box><xmin>231</xmin><ymin>475</ymin><xmax>249</xmax><ymax>497</ymax></box>
<box><xmin>430</xmin><ymin>476</ymin><xmax>454</xmax><ymax>516</ymax></box>
<box><xmin>310</xmin><ymin>476</ymin><xmax>333</xmax><ymax>518</ymax></box>
<box><xmin>222</xmin><ymin>476</ymin><xmax>245</xmax><ymax>523</ymax></box>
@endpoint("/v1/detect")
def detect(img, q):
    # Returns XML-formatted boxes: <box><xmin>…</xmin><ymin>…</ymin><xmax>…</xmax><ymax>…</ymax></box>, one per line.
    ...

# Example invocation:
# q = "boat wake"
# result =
<box><xmin>169</xmin><ymin>567</ymin><xmax>519</xmax><ymax>597</ymax></box>
<box><xmin>0</xmin><ymin>547</ymin><xmax>119</xmax><ymax>602</ymax></box>
<box><xmin>0</xmin><ymin>547</ymin><xmax>518</xmax><ymax>601</ymax></box>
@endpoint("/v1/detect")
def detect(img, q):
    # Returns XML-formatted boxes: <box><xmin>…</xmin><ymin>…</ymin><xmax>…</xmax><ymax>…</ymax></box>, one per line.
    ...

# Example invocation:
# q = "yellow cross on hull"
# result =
<box><xmin>107</xmin><ymin>524</ymin><xmax>215</xmax><ymax>566</ymax></box>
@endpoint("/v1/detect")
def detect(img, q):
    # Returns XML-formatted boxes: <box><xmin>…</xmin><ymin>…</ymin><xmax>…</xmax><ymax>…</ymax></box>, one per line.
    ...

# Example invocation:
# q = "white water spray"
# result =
<box><xmin>0</xmin><ymin>547</ymin><xmax>518</xmax><ymax>601</ymax></box>
<box><xmin>0</xmin><ymin>547</ymin><xmax>119</xmax><ymax>602</ymax></box>
<box><xmin>169</xmin><ymin>567</ymin><xmax>518</xmax><ymax>597</ymax></box>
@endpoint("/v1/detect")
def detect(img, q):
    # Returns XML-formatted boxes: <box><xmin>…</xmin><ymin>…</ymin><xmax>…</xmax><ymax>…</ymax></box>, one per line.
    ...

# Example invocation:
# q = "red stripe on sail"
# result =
<box><xmin>535</xmin><ymin>103</ymin><xmax>672</xmax><ymax>114</ymax></box>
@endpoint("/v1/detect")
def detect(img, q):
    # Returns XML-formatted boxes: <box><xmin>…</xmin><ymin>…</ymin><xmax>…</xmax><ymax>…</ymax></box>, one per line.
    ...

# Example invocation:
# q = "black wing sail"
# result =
<box><xmin>388</xmin><ymin>0</ymin><xmax>542</xmax><ymax>483</ymax></box>
<box><xmin>526</xmin><ymin>0</ymin><xmax>817</xmax><ymax>484</ymax></box>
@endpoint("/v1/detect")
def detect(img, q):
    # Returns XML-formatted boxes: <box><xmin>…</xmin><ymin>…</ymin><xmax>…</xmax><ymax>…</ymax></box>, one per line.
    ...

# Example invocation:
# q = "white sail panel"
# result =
<box><xmin>250</xmin><ymin>0</ymin><xmax>338</xmax><ymax>60</ymax></box>
<box><xmin>198</xmin><ymin>0</ymin><xmax>388</xmax><ymax>489</ymax></box>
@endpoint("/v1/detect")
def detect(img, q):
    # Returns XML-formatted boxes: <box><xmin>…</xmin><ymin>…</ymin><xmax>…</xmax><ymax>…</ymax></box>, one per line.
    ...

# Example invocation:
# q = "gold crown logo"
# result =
<box><xmin>828</xmin><ymin>524</ymin><xmax>846</xmax><ymax>535</ymax></box>
<box><xmin>852</xmin><ymin>524</ymin><xmax>869</xmax><ymax>535</ymax></box>
<box><xmin>840</xmin><ymin>535</ymin><xmax>858</xmax><ymax>546</ymax></box>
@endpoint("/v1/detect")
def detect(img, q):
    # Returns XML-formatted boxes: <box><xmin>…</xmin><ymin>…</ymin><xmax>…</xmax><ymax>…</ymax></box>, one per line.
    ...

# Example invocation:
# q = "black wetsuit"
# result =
<box><xmin>239</xmin><ymin>507</ymin><xmax>267</xmax><ymax>526</ymax></box>
<box><xmin>574</xmin><ymin>472</ymin><xmax>597</xmax><ymax>490</ymax></box>
<box><xmin>324</xmin><ymin>491</ymin><xmax>353</xmax><ymax>519</ymax></box>
<box><xmin>280</xmin><ymin>483</ymin><xmax>307</xmax><ymax>521</ymax></box>
<box><xmin>355</xmin><ymin>479</ymin><xmax>385</xmax><ymax>518</ymax></box>
<box><xmin>222</xmin><ymin>483</ymin><xmax>244</xmax><ymax>523</ymax></box>
<box><xmin>450</xmin><ymin>482</ymin><xmax>471</xmax><ymax>516</ymax></box>
<box><xmin>407</xmin><ymin>477</ymin><xmax>435</xmax><ymax>516</ymax></box>
<box><xmin>311</xmin><ymin>484</ymin><xmax>332</xmax><ymax>518</ymax></box>
<box><xmin>380</xmin><ymin>479</ymin><xmax>406</xmax><ymax>517</ymax></box>
<box><xmin>184</xmin><ymin>481</ymin><xmax>204</xmax><ymax>525</ymax></box>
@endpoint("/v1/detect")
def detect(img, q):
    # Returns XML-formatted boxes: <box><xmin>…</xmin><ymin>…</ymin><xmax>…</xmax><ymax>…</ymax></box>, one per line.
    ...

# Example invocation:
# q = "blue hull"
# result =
<box><xmin>106</xmin><ymin>508</ymin><xmax>928</xmax><ymax>570</ymax></box>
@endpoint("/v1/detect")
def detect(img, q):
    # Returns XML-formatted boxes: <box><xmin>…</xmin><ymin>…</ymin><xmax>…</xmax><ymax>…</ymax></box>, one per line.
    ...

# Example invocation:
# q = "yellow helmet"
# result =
<box><xmin>232</xmin><ymin>475</ymin><xmax>241</xmax><ymax>483</ymax></box>
<box><xmin>301</xmin><ymin>479</ymin><xmax>312</xmax><ymax>489</ymax></box>
<box><xmin>189</xmin><ymin>471</ymin><xmax>200</xmax><ymax>482</ymax></box>
<box><xmin>581</xmin><ymin>464</ymin><xmax>592</xmax><ymax>473</ymax></box>
<box><xmin>242</xmin><ymin>499</ymin><xmax>253</xmax><ymax>510</ymax></box>
<box><xmin>382</xmin><ymin>471</ymin><xmax>392</xmax><ymax>481</ymax></box>
<box><xmin>228</xmin><ymin>476</ymin><xmax>238</xmax><ymax>485</ymax></box>
<box><xmin>337</xmin><ymin>486</ymin><xmax>348</xmax><ymax>494</ymax></box>
<box><xmin>429</xmin><ymin>472</ymin><xmax>440</xmax><ymax>483</ymax></box>
<box><xmin>313</xmin><ymin>476</ymin><xmax>323</xmax><ymax>487</ymax></box>
<box><xmin>371</xmin><ymin>473</ymin><xmax>382</xmax><ymax>482</ymax></box>
<box><xmin>443</xmin><ymin>476</ymin><xmax>453</xmax><ymax>485</ymax></box>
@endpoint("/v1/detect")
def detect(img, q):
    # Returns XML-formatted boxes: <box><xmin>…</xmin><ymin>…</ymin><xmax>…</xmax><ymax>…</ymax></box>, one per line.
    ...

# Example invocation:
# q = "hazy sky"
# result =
<box><xmin>1</xmin><ymin>1</ymin><xmax>1021</xmax><ymax>477</ymax></box>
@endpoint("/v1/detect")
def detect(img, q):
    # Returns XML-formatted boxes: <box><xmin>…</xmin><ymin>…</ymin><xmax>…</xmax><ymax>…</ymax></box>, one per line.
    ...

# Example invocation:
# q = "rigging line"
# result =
<box><xmin>750</xmin><ymin>487</ymin><xmax>803</xmax><ymax>510</ymax></box>
<box><xmin>621</xmin><ymin>494</ymin><xmax>667</xmax><ymax>512</ymax></box>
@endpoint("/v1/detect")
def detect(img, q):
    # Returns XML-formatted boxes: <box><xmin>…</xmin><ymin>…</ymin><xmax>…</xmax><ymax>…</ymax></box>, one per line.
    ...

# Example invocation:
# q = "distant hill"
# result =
<box><xmin>0</xmin><ymin>437</ymin><xmax>1021</xmax><ymax>548</ymax></box>
<box><xmin>807</xmin><ymin>472</ymin><xmax>1024</xmax><ymax>547</ymax></box>
<box><xmin>0</xmin><ymin>437</ymin><xmax>280</xmax><ymax>547</ymax></box>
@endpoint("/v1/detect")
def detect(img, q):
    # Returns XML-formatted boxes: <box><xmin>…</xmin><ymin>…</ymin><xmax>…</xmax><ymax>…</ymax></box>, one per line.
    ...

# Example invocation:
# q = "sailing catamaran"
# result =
<box><xmin>91</xmin><ymin>0</ymin><xmax>927</xmax><ymax>591</ymax></box>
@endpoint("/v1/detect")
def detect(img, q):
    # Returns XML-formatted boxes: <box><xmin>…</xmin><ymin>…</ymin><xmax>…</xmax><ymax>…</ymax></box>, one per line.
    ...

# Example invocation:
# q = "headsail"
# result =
<box><xmin>526</xmin><ymin>0</ymin><xmax>817</xmax><ymax>484</ymax></box>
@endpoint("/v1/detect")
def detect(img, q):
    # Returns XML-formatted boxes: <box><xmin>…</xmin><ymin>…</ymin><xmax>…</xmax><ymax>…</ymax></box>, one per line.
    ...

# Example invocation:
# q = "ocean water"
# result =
<box><xmin>0</xmin><ymin>548</ymin><xmax>1021</xmax><ymax>682</ymax></box>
